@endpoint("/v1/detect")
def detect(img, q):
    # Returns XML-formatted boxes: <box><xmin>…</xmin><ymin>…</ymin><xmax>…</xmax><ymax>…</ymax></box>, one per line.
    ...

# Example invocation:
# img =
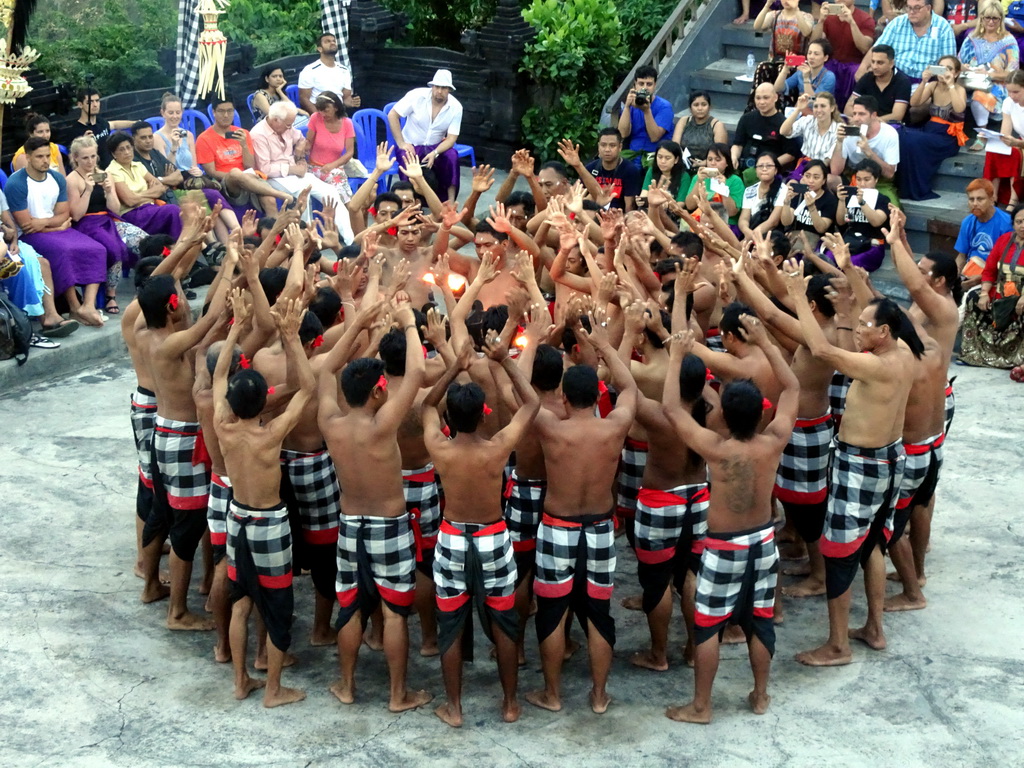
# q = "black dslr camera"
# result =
<box><xmin>634</xmin><ymin>88</ymin><xmax>651</xmax><ymax>106</ymax></box>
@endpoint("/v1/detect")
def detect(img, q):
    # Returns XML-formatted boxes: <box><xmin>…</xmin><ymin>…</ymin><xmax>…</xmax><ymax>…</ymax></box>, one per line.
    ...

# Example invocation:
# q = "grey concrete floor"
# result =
<box><xmin>2</xmin><ymin>358</ymin><xmax>1023</xmax><ymax>768</ymax></box>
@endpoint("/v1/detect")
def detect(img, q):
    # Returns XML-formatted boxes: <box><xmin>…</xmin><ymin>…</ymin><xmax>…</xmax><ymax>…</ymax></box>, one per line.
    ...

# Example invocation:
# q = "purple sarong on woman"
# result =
<box><xmin>120</xmin><ymin>203</ymin><xmax>182</xmax><ymax>239</ymax></box>
<box><xmin>74</xmin><ymin>213</ymin><xmax>134</xmax><ymax>269</ymax></box>
<box><xmin>20</xmin><ymin>229</ymin><xmax>107</xmax><ymax>295</ymax></box>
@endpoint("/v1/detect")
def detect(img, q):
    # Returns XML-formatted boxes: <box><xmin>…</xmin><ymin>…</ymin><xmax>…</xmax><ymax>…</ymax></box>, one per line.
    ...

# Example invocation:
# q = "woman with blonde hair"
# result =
<box><xmin>959</xmin><ymin>0</ymin><xmax>1019</xmax><ymax>151</ymax></box>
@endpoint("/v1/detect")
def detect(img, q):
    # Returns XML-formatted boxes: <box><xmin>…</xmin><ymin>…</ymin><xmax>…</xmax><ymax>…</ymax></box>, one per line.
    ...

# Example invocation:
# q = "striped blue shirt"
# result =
<box><xmin>874</xmin><ymin>13</ymin><xmax>956</xmax><ymax>80</ymax></box>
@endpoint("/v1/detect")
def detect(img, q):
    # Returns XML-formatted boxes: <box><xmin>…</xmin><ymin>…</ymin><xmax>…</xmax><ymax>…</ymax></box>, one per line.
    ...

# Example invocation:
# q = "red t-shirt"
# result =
<box><xmin>823</xmin><ymin>9</ymin><xmax>876</xmax><ymax>63</ymax></box>
<box><xmin>195</xmin><ymin>126</ymin><xmax>254</xmax><ymax>173</ymax></box>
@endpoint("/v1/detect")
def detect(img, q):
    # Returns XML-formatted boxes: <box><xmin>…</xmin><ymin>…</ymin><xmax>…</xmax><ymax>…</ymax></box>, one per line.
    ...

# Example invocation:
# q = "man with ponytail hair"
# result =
<box><xmin>786</xmin><ymin>262</ymin><xmax>920</xmax><ymax>668</ymax></box>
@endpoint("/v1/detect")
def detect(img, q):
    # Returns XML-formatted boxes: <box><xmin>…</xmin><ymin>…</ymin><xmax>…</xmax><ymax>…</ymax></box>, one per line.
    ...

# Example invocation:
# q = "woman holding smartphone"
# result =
<box><xmin>775</xmin><ymin>159</ymin><xmax>837</xmax><ymax>253</ymax></box>
<box><xmin>683</xmin><ymin>142</ymin><xmax>744</xmax><ymax>223</ymax></box>
<box><xmin>66</xmin><ymin>135</ymin><xmax>147</xmax><ymax>314</ymax></box>
<box><xmin>898</xmin><ymin>55</ymin><xmax>968</xmax><ymax>201</ymax></box>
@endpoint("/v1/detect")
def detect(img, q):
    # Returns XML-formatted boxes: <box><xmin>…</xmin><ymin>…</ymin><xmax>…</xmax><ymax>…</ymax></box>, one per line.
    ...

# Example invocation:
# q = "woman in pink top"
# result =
<box><xmin>305</xmin><ymin>90</ymin><xmax>357</xmax><ymax>201</ymax></box>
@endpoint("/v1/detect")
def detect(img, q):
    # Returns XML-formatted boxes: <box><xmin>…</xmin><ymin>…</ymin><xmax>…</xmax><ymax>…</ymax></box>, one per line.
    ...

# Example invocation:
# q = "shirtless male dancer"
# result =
<box><xmin>135</xmin><ymin>248</ymin><xmax>231</xmax><ymax>629</ymax></box>
<box><xmin>318</xmin><ymin>295</ymin><xmax>433</xmax><ymax>713</ymax></box>
<box><xmin>624</xmin><ymin>302</ymin><xmax>715</xmax><ymax>671</ymax></box>
<box><xmin>422</xmin><ymin>333</ymin><xmax>540</xmax><ymax>727</ymax></box>
<box><xmin>662</xmin><ymin>315</ymin><xmax>799</xmax><ymax>723</ymax></box>
<box><xmin>884</xmin><ymin>209</ymin><xmax>962</xmax><ymax>607</ymax></box>
<box><xmin>213</xmin><ymin>295</ymin><xmax>313</xmax><ymax>707</ymax></box>
<box><xmin>733</xmin><ymin>249</ymin><xmax>846</xmax><ymax>598</ymax></box>
<box><xmin>787</xmin><ymin>262</ymin><xmax>922</xmax><ymax>665</ymax></box>
<box><xmin>527</xmin><ymin>309</ymin><xmax>638</xmax><ymax>715</ymax></box>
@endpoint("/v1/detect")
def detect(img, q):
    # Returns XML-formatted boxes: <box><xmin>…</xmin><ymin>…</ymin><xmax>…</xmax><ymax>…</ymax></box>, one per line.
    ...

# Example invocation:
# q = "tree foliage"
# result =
<box><xmin>219</xmin><ymin>0</ymin><xmax>323</xmax><ymax>62</ymax></box>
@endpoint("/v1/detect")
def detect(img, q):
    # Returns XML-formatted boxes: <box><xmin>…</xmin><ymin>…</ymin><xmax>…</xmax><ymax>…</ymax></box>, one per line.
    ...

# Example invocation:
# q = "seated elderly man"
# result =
<box><xmin>250</xmin><ymin>100</ymin><xmax>353</xmax><ymax>243</ymax></box>
<box><xmin>195</xmin><ymin>96</ymin><xmax>293</xmax><ymax>215</ymax></box>
<box><xmin>388</xmin><ymin>69</ymin><xmax>463</xmax><ymax>202</ymax></box>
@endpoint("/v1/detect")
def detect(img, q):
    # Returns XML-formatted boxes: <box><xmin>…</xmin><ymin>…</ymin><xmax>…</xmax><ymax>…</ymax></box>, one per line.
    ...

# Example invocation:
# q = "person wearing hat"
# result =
<box><xmin>388</xmin><ymin>70</ymin><xmax>464</xmax><ymax>202</ymax></box>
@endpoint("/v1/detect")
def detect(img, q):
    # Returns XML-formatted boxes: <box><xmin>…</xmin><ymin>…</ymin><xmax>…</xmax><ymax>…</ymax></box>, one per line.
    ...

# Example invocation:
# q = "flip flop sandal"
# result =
<box><xmin>105</xmin><ymin>297</ymin><xmax>121</xmax><ymax>315</ymax></box>
<box><xmin>40</xmin><ymin>319</ymin><xmax>80</xmax><ymax>338</ymax></box>
<box><xmin>29</xmin><ymin>333</ymin><xmax>60</xmax><ymax>349</ymax></box>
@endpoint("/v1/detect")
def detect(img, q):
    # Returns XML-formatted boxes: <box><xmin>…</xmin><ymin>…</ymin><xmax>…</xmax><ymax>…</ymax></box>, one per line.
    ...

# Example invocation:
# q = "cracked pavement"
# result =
<box><xmin>2</xmin><ymin>360</ymin><xmax>1022</xmax><ymax>767</ymax></box>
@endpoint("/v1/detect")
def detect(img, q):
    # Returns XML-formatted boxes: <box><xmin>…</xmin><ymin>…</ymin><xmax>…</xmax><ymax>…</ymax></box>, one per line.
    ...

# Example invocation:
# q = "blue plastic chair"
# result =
<box><xmin>383</xmin><ymin>101</ymin><xmax>402</xmax><ymax>150</ymax></box>
<box><xmin>182</xmin><ymin>109</ymin><xmax>212</xmax><ymax>135</ymax></box>
<box><xmin>246</xmin><ymin>93</ymin><xmax>259</xmax><ymax>123</ymax></box>
<box><xmin>286</xmin><ymin>84</ymin><xmax>299</xmax><ymax>104</ymax></box>
<box><xmin>145</xmin><ymin>116</ymin><xmax>165</xmax><ymax>132</ymax></box>
<box><xmin>454</xmin><ymin>142</ymin><xmax>476</xmax><ymax>167</ymax></box>
<box><xmin>351</xmin><ymin>108</ymin><xmax>397</xmax><ymax>193</ymax></box>
<box><xmin>383</xmin><ymin>100</ymin><xmax>475</xmax><ymax>167</ymax></box>
<box><xmin>207</xmin><ymin>104</ymin><xmax>241</xmax><ymax>127</ymax></box>
<box><xmin>0</xmin><ymin>168</ymin><xmax>7</xmax><ymax>190</ymax></box>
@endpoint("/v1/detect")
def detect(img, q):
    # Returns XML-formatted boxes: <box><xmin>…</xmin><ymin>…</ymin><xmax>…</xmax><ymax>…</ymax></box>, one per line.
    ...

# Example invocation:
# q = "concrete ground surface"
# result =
<box><xmin>2</xmin><ymin>357</ymin><xmax>1023</xmax><ymax>768</ymax></box>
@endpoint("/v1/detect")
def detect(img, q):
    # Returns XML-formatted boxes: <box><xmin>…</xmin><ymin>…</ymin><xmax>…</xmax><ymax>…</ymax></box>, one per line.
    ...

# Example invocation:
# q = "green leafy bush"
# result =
<box><xmin>29</xmin><ymin>0</ymin><xmax>176</xmax><ymax>95</ymax></box>
<box><xmin>377</xmin><ymin>0</ymin><xmax>500</xmax><ymax>48</ymax></box>
<box><xmin>618</xmin><ymin>0</ymin><xmax>680</xmax><ymax>58</ymax></box>
<box><xmin>220</xmin><ymin>0</ymin><xmax>323</xmax><ymax>62</ymax></box>
<box><xmin>520</xmin><ymin>0</ymin><xmax>628</xmax><ymax>159</ymax></box>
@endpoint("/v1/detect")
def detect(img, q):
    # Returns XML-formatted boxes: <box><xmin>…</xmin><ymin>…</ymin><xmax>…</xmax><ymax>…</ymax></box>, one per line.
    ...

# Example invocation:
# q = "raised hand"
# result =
<box><xmin>284</xmin><ymin>222</ymin><xmax>304</xmax><ymax>251</ymax></box>
<box><xmin>471</xmin><ymin>164</ymin><xmax>495</xmax><ymax>193</ymax></box>
<box><xmin>240</xmin><ymin>208</ymin><xmax>258</xmax><ymax>238</ymax></box>
<box><xmin>673</xmin><ymin>256</ymin><xmax>701</xmax><ymax>296</ymax></box>
<box><xmin>822</xmin><ymin>233</ymin><xmax>852</xmax><ymax>271</ymax></box>
<box><xmin>476</xmin><ymin>251</ymin><xmax>500</xmax><ymax>284</ymax></box>
<box><xmin>510</xmin><ymin>250</ymin><xmax>537</xmax><ymax>287</ymax></box>
<box><xmin>781</xmin><ymin>257</ymin><xmax>806</xmax><ymax>295</ymax></box>
<box><xmin>598</xmin><ymin>208</ymin><xmax>624</xmax><ymax>241</ymax></box>
<box><xmin>737</xmin><ymin>313</ymin><xmax>769</xmax><ymax>347</ymax></box>
<box><xmin>229</xmin><ymin>287</ymin><xmax>253</xmax><ymax>326</ymax></box>
<box><xmin>510</xmin><ymin>149</ymin><xmax>535</xmax><ymax>177</ymax></box>
<box><xmin>623</xmin><ymin>299</ymin><xmax>647</xmax><ymax>336</ymax></box>
<box><xmin>483</xmin><ymin>329</ymin><xmax>509</xmax><ymax>362</ymax></box>
<box><xmin>826</xmin><ymin>274</ymin><xmax>855</xmax><ymax>317</ymax></box>
<box><xmin>486</xmin><ymin>202</ymin><xmax>513</xmax><ymax>234</ymax></box>
<box><xmin>400</xmin><ymin>149</ymin><xmax>424</xmax><ymax>179</ymax></box>
<box><xmin>439</xmin><ymin>201</ymin><xmax>464</xmax><ymax>229</ymax></box>
<box><xmin>271</xmin><ymin>297</ymin><xmax>302</xmax><ymax>337</ymax></box>
<box><xmin>422</xmin><ymin>307</ymin><xmax>448</xmax><ymax>348</ymax></box>
<box><xmin>667</xmin><ymin>328</ymin><xmax>695</xmax><ymax>356</ymax></box>
<box><xmin>375</xmin><ymin>142</ymin><xmax>395</xmax><ymax>174</ymax></box>
<box><xmin>556</xmin><ymin>138</ymin><xmax>582</xmax><ymax>168</ymax></box>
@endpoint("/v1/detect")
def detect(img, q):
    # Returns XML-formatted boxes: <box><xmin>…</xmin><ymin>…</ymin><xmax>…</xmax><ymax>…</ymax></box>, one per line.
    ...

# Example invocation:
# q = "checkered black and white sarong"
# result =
<box><xmin>635</xmin><ymin>483</ymin><xmax>710</xmax><ymax>614</ymax></box>
<box><xmin>944</xmin><ymin>380</ymin><xmax>955</xmax><ymax>436</ymax></box>
<box><xmin>829</xmin><ymin>372</ymin><xmax>852</xmax><ymax>425</ymax></box>
<box><xmin>821</xmin><ymin>438</ymin><xmax>906</xmax><ymax>599</ymax></box>
<box><xmin>280</xmin><ymin>448</ymin><xmax>341</xmax><ymax>545</ymax></box>
<box><xmin>534</xmin><ymin>512</ymin><xmax>616</xmax><ymax>647</ymax></box>
<box><xmin>130</xmin><ymin>386</ymin><xmax>157</xmax><ymax>488</ymax></box>
<box><xmin>503</xmin><ymin>471</ymin><xmax>546</xmax><ymax>551</ymax></box>
<box><xmin>154</xmin><ymin>416</ymin><xmax>210</xmax><ymax>511</ymax></box>
<box><xmin>208</xmin><ymin>472</ymin><xmax>231</xmax><ymax>564</ymax></box>
<box><xmin>774</xmin><ymin>413</ymin><xmax>834</xmax><ymax>504</ymax></box>
<box><xmin>694</xmin><ymin>522</ymin><xmax>778</xmax><ymax>655</ymax></box>
<box><xmin>434</xmin><ymin>518</ymin><xmax>518</xmax><ymax>654</ymax></box>
<box><xmin>403</xmin><ymin>464</ymin><xmax>441</xmax><ymax>567</ymax></box>
<box><xmin>227</xmin><ymin>499</ymin><xmax>294</xmax><ymax>651</ymax></box>
<box><xmin>892</xmin><ymin>432</ymin><xmax>944</xmax><ymax>543</ymax></box>
<box><xmin>335</xmin><ymin>513</ymin><xmax>416</xmax><ymax>628</ymax></box>
<box><xmin>615</xmin><ymin>437</ymin><xmax>648</xmax><ymax>517</ymax></box>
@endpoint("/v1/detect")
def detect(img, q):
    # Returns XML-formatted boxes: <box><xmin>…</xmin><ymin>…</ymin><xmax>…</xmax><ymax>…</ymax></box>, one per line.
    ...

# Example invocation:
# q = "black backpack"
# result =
<box><xmin>0</xmin><ymin>291</ymin><xmax>31</xmax><ymax>366</ymax></box>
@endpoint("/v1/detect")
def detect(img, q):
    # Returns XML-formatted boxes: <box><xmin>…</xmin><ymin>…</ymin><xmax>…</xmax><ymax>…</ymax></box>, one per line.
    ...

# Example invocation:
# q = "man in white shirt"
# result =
<box><xmin>298</xmin><ymin>33</ymin><xmax>359</xmax><ymax>113</ymax></box>
<box><xmin>388</xmin><ymin>69</ymin><xmax>464</xmax><ymax>202</ymax></box>
<box><xmin>250</xmin><ymin>101</ymin><xmax>354</xmax><ymax>244</ymax></box>
<box><xmin>829</xmin><ymin>95</ymin><xmax>900</xmax><ymax>204</ymax></box>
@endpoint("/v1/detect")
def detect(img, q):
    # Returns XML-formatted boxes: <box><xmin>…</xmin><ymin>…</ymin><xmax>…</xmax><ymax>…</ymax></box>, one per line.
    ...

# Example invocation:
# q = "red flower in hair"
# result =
<box><xmin>161</xmin><ymin>246</ymin><xmax>171</xmax><ymax>257</ymax></box>
<box><xmin>228</xmin><ymin>318</ymin><xmax>234</xmax><ymax>326</ymax></box>
<box><xmin>312</xmin><ymin>334</ymin><xmax>324</xmax><ymax>348</ymax></box>
<box><xmin>167</xmin><ymin>293</ymin><xmax>179</xmax><ymax>310</ymax></box>
<box><xmin>705</xmin><ymin>367</ymin><xmax>714</xmax><ymax>381</ymax></box>
<box><xmin>368</xmin><ymin>206</ymin><xmax>378</xmax><ymax>217</ymax></box>
<box><xmin>239</xmin><ymin>354</ymin><xmax>251</xmax><ymax>369</ymax></box>
<box><xmin>421</xmin><ymin>345</ymin><xmax>428</xmax><ymax>359</ymax></box>
<box><xmin>376</xmin><ymin>374</ymin><xmax>388</xmax><ymax>391</ymax></box>
<box><xmin>333</xmin><ymin>261</ymin><xmax>340</xmax><ymax>274</ymax></box>
<box><xmin>482</xmin><ymin>404</ymin><xmax>493</xmax><ymax>416</ymax></box>
<box><xmin>267</xmin><ymin>386</ymin><xmax>276</xmax><ymax>395</ymax></box>
<box><xmin>762</xmin><ymin>397</ymin><xmax>773</xmax><ymax>410</ymax></box>
<box><xmin>275</xmin><ymin>234</ymin><xmax>282</xmax><ymax>245</ymax></box>
<box><xmin>387</xmin><ymin>226</ymin><xmax>398</xmax><ymax>237</ymax></box>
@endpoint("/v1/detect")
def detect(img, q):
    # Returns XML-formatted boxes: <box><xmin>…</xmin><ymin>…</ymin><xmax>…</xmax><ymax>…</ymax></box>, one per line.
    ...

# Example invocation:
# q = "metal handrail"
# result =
<box><xmin>601</xmin><ymin>0</ymin><xmax>714</xmax><ymax>122</ymax></box>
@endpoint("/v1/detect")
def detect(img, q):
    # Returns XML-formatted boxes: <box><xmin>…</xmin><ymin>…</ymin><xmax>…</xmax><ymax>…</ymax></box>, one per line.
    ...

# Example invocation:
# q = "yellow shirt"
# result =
<box><xmin>106</xmin><ymin>160</ymin><xmax>150</xmax><ymax>213</ymax></box>
<box><xmin>13</xmin><ymin>143</ymin><xmax>64</xmax><ymax>173</ymax></box>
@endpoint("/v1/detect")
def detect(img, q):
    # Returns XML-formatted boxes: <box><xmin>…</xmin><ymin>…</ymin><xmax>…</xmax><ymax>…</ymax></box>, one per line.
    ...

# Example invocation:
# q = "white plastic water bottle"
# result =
<box><xmin>746</xmin><ymin>52</ymin><xmax>756</xmax><ymax>79</ymax></box>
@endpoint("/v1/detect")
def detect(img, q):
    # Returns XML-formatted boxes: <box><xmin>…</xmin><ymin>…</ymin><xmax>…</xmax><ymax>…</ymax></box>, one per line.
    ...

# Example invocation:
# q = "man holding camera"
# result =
<box><xmin>616</xmin><ymin>65</ymin><xmax>674</xmax><ymax>168</ymax></box>
<box><xmin>195</xmin><ymin>97</ymin><xmax>294</xmax><ymax>215</ymax></box>
<box><xmin>731</xmin><ymin>84</ymin><xmax>798</xmax><ymax>184</ymax></box>
<box><xmin>829</xmin><ymin>96</ymin><xmax>900</xmax><ymax>205</ymax></box>
<box><xmin>811</xmin><ymin>0</ymin><xmax>875</xmax><ymax>106</ymax></box>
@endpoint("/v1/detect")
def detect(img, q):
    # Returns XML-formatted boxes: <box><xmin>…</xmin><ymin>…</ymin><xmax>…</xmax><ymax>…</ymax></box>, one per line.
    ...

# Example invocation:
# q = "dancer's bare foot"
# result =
<box><xmin>167</xmin><ymin>611</ymin><xmax>214</xmax><ymax>630</ymax></box>
<box><xmin>795</xmin><ymin>643</ymin><xmax>853</xmax><ymax>666</ymax></box>
<box><xmin>630</xmin><ymin>650</ymin><xmax>669</xmax><ymax>671</ymax></box>
<box><xmin>884</xmin><ymin>592</ymin><xmax>927</xmax><ymax>612</ymax></box>
<box><xmin>254</xmin><ymin>651</ymin><xmax>296</xmax><ymax>671</ymax></box>
<box><xmin>233</xmin><ymin>675</ymin><xmax>265</xmax><ymax>700</ymax></box>
<box><xmin>665</xmin><ymin>702</ymin><xmax>711</xmax><ymax>724</ymax></box>
<box><xmin>620</xmin><ymin>594</ymin><xmax>643</xmax><ymax>611</ymax></box>
<box><xmin>525</xmin><ymin>689</ymin><xmax>562</xmax><ymax>712</ymax></box>
<box><xmin>887</xmin><ymin>569</ymin><xmax>926</xmax><ymax>587</ymax></box>
<box><xmin>722</xmin><ymin>625</ymin><xmax>746</xmax><ymax>644</ymax></box>
<box><xmin>779</xmin><ymin>541</ymin><xmax>807</xmax><ymax>560</ymax></box>
<box><xmin>329</xmin><ymin>679</ymin><xmax>354</xmax><ymax>704</ymax></box>
<box><xmin>748</xmin><ymin>691</ymin><xmax>771</xmax><ymax>715</ymax></box>
<box><xmin>420</xmin><ymin>641</ymin><xmax>440</xmax><ymax>657</ymax></box>
<box><xmin>214</xmin><ymin>643</ymin><xmax>231</xmax><ymax>663</ymax></box>
<box><xmin>563</xmin><ymin>639</ymin><xmax>581</xmax><ymax>660</ymax></box>
<box><xmin>263</xmin><ymin>685</ymin><xmax>306</xmax><ymax>708</ymax></box>
<box><xmin>435</xmin><ymin>701</ymin><xmax>463</xmax><ymax>727</ymax></box>
<box><xmin>363</xmin><ymin>630</ymin><xmax>384</xmax><ymax>651</ymax></box>
<box><xmin>389</xmin><ymin>688</ymin><xmax>432</xmax><ymax>713</ymax></box>
<box><xmin>502</xmin><ymin>697</ymin><xmax>521</xmax><ymax>723</ymax></box>
<box><xmin>782</xmin><ymin>561</ymin><xmax>810</xmax><ymax>576</ymax></box>
<box><xmin>310</xmin><ymin>628</ymin><xmax>337</xmax><ymax>647</ymax></box>
<box><xmin>848</xmin><ymin>625</ymin><xmax>886</xmax><ymax>651</ymax></box>
<box><xmin>783</xmin><ymin>577</ymin><xmax>826</xmax><ymax>598</ymax></box>
<box><xmin>590</xmin><ymin>688</ymin><xmax>611</xmax><ymax>714</ymax></box>
<box><xmin>134</xmin><ymin>564</ymin><xmax>170</xmax><ymax>584</ymax></box>
<box><xmin>141</xmin><ymin>583</ymin><xmax>170</xmax><ymax>604</ymax></box>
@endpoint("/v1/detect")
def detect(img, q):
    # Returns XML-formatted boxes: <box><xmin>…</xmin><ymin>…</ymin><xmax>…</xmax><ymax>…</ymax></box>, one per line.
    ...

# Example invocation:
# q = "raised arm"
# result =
<box><xmin>737</xmin><ymin>314</ymin><xmax>799</xmax><ymax>443</ymax></box>
<box><xmin>374</xmin><ymin>293</ymin><xmax>427</xmax><ymax>432</ymax></box>
<box><xmin>661</xmin><ymin>329</ymin><xmax>725</xmax><ymax>458</ymax></box>
<box><xmin>268</xmin><ymin>298</ymin><xmax>317</xmax><ymax>440</ymax></box>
